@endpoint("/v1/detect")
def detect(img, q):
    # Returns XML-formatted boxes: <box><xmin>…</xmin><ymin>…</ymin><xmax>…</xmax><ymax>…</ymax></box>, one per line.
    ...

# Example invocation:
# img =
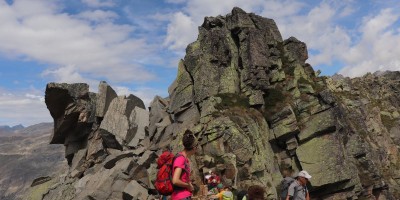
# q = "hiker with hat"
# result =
<box><xmin>171</xmin><ymin>130</ymin><xmax>199</xmax><ymax>200</ymax></box>
<box><xmin>285</xmin><ymin>170</ymin><xmax>311</xmax><ymax>200</ymax></box>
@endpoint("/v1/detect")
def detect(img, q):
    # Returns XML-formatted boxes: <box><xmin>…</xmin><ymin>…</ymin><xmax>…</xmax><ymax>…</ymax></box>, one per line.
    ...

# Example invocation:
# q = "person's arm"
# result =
<box><xmin>209</xmin><ymin>191</ymin><xmax>222</xmax><ymax>200</ymax></box>
<box><xmin>172</xmin><ymin>167</ymin><xmax>193</xmax><ymax>191</ymax></box>
<box><xmin>306</xmin><ymin>190</ymin><xmax>310</xmax><ymax>200</ymax></box>
<box><xmin>286</xmin><ymin>184</ymin><xmax>295</xmax><ymax>200</ymax></box>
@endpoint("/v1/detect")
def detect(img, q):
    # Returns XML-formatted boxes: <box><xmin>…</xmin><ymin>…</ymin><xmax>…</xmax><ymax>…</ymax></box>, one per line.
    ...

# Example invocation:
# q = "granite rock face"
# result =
<box><xmin>31</xmin><ymin>7</ymin><xmax>400</xmax><ymax>200</ymax></box>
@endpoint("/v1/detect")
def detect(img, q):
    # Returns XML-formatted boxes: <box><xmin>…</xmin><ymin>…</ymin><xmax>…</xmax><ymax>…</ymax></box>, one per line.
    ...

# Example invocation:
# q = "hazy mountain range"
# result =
<box><xmin>0</xmin><ymin>124</ymin><xmax>25</xmax><ymax>135</ymax></box>
<box><xmin>0</xmin><ymin>123</ymin><xmax>67</xmax><ymax>200</ymax></box>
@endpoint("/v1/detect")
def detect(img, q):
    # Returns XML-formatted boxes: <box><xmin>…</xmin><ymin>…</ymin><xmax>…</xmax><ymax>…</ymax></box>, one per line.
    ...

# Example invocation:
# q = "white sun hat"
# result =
<box><xmin>297</xmin><ymin>170</ymin><xmax>312</xmax><ymax>179</ymax></box>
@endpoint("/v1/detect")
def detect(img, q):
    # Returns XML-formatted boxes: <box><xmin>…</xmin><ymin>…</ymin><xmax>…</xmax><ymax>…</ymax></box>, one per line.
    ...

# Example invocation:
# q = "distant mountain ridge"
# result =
<box><xmin>0</xmin><ymin>122</ymin><xmax>66</xmax><ymax>200</ymax></box>
<box><xmin>0</xmin><ymin>124</ymin><xmax>24</xmax><ymax>135</ymax></box>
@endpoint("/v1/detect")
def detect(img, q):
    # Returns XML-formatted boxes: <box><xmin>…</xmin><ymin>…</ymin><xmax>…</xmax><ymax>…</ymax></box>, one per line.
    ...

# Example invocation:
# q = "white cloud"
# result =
<box><xmin>0</xmin><ymin>89</ymin><xmax>51</xmax><ymax>126</ymax></box>
<box><xmin>76</xmin><ymin>10</ymin><xmax>118</xmax><ymax>23</ymax></box>
<box><xmin>5</xmin><ymin>0</ymin><xmax>59</xmax><ymax>17</ymax></box>
<box><xmin>25</xmin><ymin>93</ymin><xmax>44</xmax><ymax>101</ymax></box>
<box><xmin>338</xmin><ymin>4</ymin><xmax>355</xmax><ymax>17</ymax></box>
<box><xmin>81</xmin><ymin>0</ymin><xmax>115</xmax><ymax>8</ymax></box>
<box><xmin>275</xmin><ymin>2</ymin><xmax>352</xmax><ymax>67</ymax></box>
<box><xmin>163</xmin><ymin>12</ymin><xmax>197</xmax><ymax>50</ymax></box>
<box><xmin>41</xmin><ymin>65</ymin><xmax>100</xmax><ymax>89</ymax></box>
<box><xmin>340</xmin><ymin>8</ymin><xmax>400</xmax><ymax>77</ymax></box>
<box><xmin>0</xmin><ymin>0</ymin><xmax>154</xmax><ymax>83</ymax></box>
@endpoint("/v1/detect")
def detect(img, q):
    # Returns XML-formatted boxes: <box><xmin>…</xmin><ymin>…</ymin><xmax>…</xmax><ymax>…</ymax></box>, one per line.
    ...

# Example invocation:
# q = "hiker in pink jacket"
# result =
<box><xmin>171</xmin><ymin>130</ymin><xmax>198</xmax><ymax>200</ymax></box>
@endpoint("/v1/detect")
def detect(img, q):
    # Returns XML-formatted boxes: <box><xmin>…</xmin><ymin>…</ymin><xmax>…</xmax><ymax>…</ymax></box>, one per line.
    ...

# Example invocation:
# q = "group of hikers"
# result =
<box><xmin>155</xmin><ymin>130</ymin><xmax>312</xmax><ymax>200</ymax></box>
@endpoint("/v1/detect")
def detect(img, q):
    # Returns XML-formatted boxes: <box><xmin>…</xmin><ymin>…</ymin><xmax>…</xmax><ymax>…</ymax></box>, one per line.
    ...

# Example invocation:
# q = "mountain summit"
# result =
<box><xmin>28</xmin><ymin>7</ymin><xmax>400</xmax><ymax>199</ymax></box>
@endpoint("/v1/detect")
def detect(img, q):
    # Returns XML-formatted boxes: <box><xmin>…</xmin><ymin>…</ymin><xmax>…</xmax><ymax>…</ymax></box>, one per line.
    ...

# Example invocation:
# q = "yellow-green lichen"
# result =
<box><xmin>25</xmin><ymin>178</ymin><xmax>58</xmax><ymax>200</ymax></box>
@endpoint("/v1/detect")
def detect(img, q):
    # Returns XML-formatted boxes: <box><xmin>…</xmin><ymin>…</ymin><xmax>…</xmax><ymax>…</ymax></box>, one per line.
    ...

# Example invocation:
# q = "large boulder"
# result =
<box><xmin>95</xmin><ymin>81</ymin><xmax>117</xmax><ymax>118</ymax></box>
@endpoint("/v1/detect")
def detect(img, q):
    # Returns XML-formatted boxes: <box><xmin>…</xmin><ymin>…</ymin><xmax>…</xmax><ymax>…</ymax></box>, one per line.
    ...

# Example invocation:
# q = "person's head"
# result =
<box><xmin>223</xmin><ymin>183</ymin><xmax>232</xmax><ymax>191</ymax></box>
<box><xmin>182</xmin><ymin>130</ymin><xmax>198</xmax><ymax>153</ymax></box>
<box><xmin>297</xmin><ymin>170</ymin><xmax>312</xmax><ymax>186</ymax></box>
<box><xmin>247</xmin><ymin>185</ymin><xmax>265</xmax><ymax>200</ymax></box>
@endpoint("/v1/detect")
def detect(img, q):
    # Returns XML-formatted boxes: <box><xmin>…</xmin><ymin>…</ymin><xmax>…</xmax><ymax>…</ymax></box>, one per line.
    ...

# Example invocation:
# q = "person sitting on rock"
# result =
<box><xmin>207</xmin><ymin>171</ymin><xmax>221</xmax><ymax>190</ymax></box>
<box><xmin>210</xmin><ymin>183</ymin><xmax>234</xmax><ymax>200</ymax></box>
<box><xmin>285</xmin><ymin>170</ymin><xmax>311</xmax><ymax>200</ymax></box>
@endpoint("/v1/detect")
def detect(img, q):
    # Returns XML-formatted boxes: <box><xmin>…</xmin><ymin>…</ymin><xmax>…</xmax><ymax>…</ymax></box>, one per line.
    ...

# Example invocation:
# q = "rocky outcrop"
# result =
<box><xmin>325</xmin><ymin>71</ymin><xmax>400</xmax><ymax>198</ymax></box>
<box><xmin>30</xmin><ymin>7</ymin><xmax>400</xmax><ymax>200</ymax></box>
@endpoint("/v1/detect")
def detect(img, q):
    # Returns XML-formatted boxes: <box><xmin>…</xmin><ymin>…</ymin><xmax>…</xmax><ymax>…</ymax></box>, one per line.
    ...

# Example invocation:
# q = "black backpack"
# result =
<box><xmin>280</xmin><ymin>177</ymin><xmax>295</xmax><ymax>200</ymax></box>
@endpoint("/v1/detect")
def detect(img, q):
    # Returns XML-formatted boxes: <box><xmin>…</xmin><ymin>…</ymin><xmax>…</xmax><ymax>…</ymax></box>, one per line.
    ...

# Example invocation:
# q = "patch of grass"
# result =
<box><xmin>357</xmin><ymin>130</ymin><xmax>368</xmax><ymax>139</ymax></box>
<box><xmin>211</xmin><ymin>111</ymin><xmax>221</xmax><ymax>118</ymax></box>
<box><xmin>262</xmin><ymin>88</ymin><xmax>289</xmax><ymax>121</ymax></box>
<box><xmin>298</xmin><ymin>77</ymin><xmax>327</xmax><ymax>94</ymax></box>
<box><xmin>334</xmin><ymin>91</ymin><xmax>356</xmax><ymax>101</ymax></box>
<box><xmin>298</xmin><ymin>77</ymin><xmax>311</xmax><ymax>85</ymax></box>
<box><xmin>264</xmin><ymin>88</ymin><xmax>284</xmax><ymax>109</ymax></box>
<box><xmin>313</xmin><ymin>81</ymin><xmax>325</xmax><ymax>94</ymax></box>
<box><xmin>284</xmin><ymin>66</ymin><xmax>295</xmax><ymax>76</ymax></box>
<box><xmin>215</xmin><ymin>93</ymin><xmax>250</xmax><ymax>110</ymax></box>
<box><xmin>381</xmin><ymin>114</ymin><xmax>396</xmax><ymax>129</ymax></box>
<box><xmin>26</xmin><ymin>178</ymin><xmax>58</xmax><ymax>200</ymax></box>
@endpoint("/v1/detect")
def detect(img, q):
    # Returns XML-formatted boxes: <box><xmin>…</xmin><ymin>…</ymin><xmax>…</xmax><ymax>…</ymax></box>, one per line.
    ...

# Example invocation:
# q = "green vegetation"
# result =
<box><xmin>357</xmin><ymin>130</ymin><xmax>368</xmax><ymax>139</ymax></box>
<box><xmin>333</xmin><ymin>91</ymin><xmax>357</xmax><ymax>103</ymax></box>
<box><xmin>26</xmin><ymin>178</ymin><xmax>57</xmax><ymax>200</ymax></box>
<box><xmin>312</xmin><ymin>79</ymin><xmax>326</xmax><ymax>93</ymax></box>
<box><xmin>215</xmin><ymin>93</ymin><xmax>250</xmax><ymax>110</ymax></box>
<box><xmin>298</xmin><ymin>77</ymin><xmax>311</xmax><ymax>85</ymax></box>
<box><xmin>264</xmin><ymin>88</ymin><xmax>284</xmax><ymax>109</ymax></box>
<box><xmin>284</xmin><ymin>66</ymin><xmax>295</xmax><ymax>76</ymax></box>
<box><xmin>380</xmin><ymin>114</ymin><xmax>396</xmax><ymax>129</ymax></box>
<box><xmin>262</xmin><ymin>88</ymin><xmax>288</xmax><ymax>120</ymax></box>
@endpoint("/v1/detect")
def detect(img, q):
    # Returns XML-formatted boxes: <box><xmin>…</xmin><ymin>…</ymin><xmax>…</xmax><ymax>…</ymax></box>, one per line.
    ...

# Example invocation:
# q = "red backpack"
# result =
<box><xmin>154</xmin><ymin>151</ymin><xmax>186</xmax><ymax>195</ymax></box>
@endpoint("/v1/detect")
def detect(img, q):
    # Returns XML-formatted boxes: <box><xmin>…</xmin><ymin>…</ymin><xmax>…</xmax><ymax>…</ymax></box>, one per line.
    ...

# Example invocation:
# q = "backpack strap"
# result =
<box><xmin>292</xmin><ymin>183</ymin><xmax>304</xmax><ymax>200</ymax></box>
<box><xmin>173</xmin><ymin>153</ymin><xmax>189</xmax><ymax>174</ymax></box>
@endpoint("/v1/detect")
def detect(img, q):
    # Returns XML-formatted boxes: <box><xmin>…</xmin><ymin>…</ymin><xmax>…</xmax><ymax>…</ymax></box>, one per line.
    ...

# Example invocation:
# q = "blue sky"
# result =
<box><xmin>0</xmin><ymin>0</ymin><xmax>400</xmax><ymax>126</ymax></box>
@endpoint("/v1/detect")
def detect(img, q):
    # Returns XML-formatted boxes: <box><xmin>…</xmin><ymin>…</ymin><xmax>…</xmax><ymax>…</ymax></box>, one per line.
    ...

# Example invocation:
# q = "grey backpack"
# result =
<box><xmin>280</xmin><ymin>177</ymin><xmax>295</xmax><ymax>200</ymax></box>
